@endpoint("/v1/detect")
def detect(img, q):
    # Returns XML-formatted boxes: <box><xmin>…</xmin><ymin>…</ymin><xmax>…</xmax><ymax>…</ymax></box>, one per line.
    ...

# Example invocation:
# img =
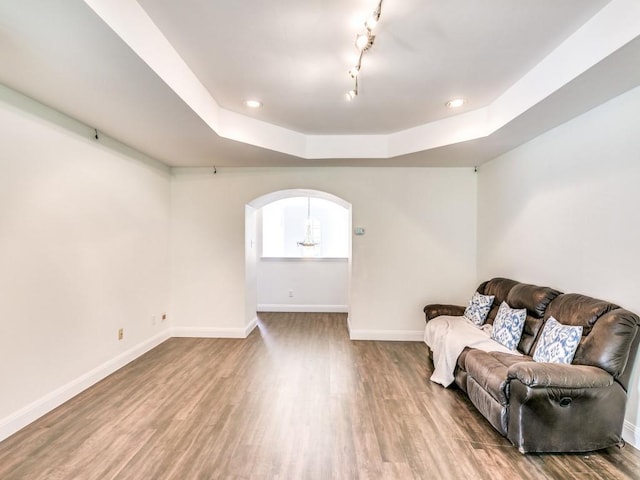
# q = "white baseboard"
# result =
<box><xmin>623</xmin><ymin>419</ymin><xmax>638</xmax><ymax>449</ymax></box>
<box><xmin>171</xmin><ymin>318</ymin><xmax>258</xmax><ymax>339</ymax></box>
<box><xmin>0</xmin><ymin>318</ymin><xmax>262</xmax><ymax>443</ymax></box>
<box><xmin>0</xmin><ymin>329</ymin><xmax>171</xmax><ymax>443</ymax></box>
<box><xmin>349</xmin><ymin>328</ymin><xmax>425</xmax><ymax>342</ymax></box>
<box><xmin>245</xmin><ymin>317</ymin><xmax>259</xmax><ymax>337</ymax></box>
<box><xmin>257</xmin><ymin>304</ymin><xmax>348</xmax><ymax>313</ymax></box>
<box><xmin>346</xmin><ymin>315</ymin><xmax>431</xmax><ymax>342</ymax></box>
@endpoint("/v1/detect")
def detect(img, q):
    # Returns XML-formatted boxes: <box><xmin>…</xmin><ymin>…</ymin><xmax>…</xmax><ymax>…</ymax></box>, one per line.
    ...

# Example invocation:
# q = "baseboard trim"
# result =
<box><xmin>349</xmin><ymin>328</ymin><xmax>425</xmax><ymax>342</ymax></box>
<box><xmin>257</xmin><ymin>304</ymin><xmax>348</xmax><ymax>313</ymax></box>
<box><xmin>171</xmin><ymin>324</ymin><xmax>254</xmax><ymax>339</ymax></box>
<box><xmin>0</xmin><ymin>319</ymin><xmax>433</xmax><ymax>445</ymax></box>
<box><xmin>0</xmin><ymin>320</ymin><xmax>262</xmax><ymax>443</ymax></box>
<box><xmin>623</xmin><ymin>419</ymin><xmax>638</xmax><ymax>449</ymax></box>
<box><xmin>0</xmin><ymin>329</ymin><xmax>171</xmax><ymax>443</ymax></box>
<box><xmin>244</xmin><ymin>317</ymin><xmax>259</xmax><ymax>337</ymax></box>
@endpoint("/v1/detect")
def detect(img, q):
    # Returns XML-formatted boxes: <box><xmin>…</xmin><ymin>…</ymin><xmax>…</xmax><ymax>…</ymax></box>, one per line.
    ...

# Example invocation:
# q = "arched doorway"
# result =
<box><xmin>244</xmin><ymin>189</ymin><xmax>352</xmax><ymax>323</ymax></box>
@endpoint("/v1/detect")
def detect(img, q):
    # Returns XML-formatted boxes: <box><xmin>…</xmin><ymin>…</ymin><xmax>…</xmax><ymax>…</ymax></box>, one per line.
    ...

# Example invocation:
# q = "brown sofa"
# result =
<box><xmin>423</xmin><ymin>277</ymin><xmax>640</xmax><ymax>453</ymax></box>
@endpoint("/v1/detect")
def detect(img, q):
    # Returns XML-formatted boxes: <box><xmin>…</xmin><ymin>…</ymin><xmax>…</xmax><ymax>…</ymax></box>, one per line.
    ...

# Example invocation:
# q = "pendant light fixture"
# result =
<box><xmin>297</xmin><ymin>197</ymin><xmax>319</xmax><ymax>248</ymax></box>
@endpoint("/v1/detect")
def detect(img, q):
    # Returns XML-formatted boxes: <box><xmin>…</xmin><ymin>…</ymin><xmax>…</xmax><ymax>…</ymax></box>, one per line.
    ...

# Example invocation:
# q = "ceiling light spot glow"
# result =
<box><xmin>245</xmin><ymin>99</ymin><xmax>262</xmax><ymax>108</ymax></box>
<box><xmin>446</xmin><ymin>98</ymin><xmax>466</xmax><ymax>109</ymax></box>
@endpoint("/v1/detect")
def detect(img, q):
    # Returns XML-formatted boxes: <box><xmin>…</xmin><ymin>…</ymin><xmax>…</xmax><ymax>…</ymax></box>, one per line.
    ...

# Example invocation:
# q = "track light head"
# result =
<box><xmin>355</xmin><ymin>32</ymin><xmax>374</xmax><ymax>51</ymax></box>
<box><xmin>365</xmin><ymin>15</ymin><xmax>378</xmax><ymax>31</ymax></box>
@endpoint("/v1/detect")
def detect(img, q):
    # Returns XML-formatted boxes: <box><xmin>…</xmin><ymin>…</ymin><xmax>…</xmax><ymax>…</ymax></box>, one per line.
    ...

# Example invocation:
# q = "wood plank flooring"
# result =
<box><xmin>1</xmin><ymin>312</ymin><xmax>639</xmax><ymax>479</ymax></box>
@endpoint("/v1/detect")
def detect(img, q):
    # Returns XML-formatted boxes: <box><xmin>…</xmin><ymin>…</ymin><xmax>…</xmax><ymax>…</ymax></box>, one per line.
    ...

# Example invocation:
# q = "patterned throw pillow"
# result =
<box><xmin>463</xmin><ymin>292</ymin><xmax>495</xmax><ymax>326</ymax></box>
<box><xmin>533</xmin><ymin>317</ymin><xmax>583</xmax><ymax>364</ymax></box>
<box><xmin>490</xmin><ymin>301</ymin><xmax>527</xmax><ymax>351</ymax></box>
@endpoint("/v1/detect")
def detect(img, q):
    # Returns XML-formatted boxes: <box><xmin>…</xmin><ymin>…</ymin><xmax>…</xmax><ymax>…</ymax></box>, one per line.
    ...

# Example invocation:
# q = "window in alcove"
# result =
<box><xmin>261</xmin><ymin>196</ymin><xmax>349</xmax><ymax>258</ymax></box>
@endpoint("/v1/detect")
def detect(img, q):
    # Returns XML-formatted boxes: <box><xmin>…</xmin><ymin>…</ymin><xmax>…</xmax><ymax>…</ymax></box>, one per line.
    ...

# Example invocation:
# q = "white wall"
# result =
<box><xmin>477</xmin><ymin>84</ymin><xmax>640</xmax><ymax>446</ymax></box>
<box><xmin>170</xmin><ymin>167</ymin><xmax>478</xmax><ymax>340</ymax></box>
<box><xmin>257</xmin><ymin>258</ymin><xmax>349</xmax><ymax>312</ymax></box>
<box><xmin>0</xmin><ymin>86</ymin><xmax>171</xmax><ymax>440</ymax></box>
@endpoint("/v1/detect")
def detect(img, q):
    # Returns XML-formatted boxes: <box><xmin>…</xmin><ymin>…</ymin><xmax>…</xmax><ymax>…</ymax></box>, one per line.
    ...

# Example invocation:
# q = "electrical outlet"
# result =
<box><xmin>118</xmin><ymin>328</ymin><xmax>124</xmax><ymax>340</ymax></box>
<box><xmin>288</xmin><ymin>290</ymin><xmax>294</xmax><ymax>298</ymax></box>
<box><xmin>151</xmin><ymin>315</ymin><xmax>157</xmax><ymax>326</ymax></box>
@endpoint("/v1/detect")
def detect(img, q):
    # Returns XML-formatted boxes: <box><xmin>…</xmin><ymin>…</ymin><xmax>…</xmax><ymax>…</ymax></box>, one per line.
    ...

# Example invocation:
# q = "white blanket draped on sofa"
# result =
<box><xmin>424</xmin><ymin>315</ymin><xmax>521</xmax><ymax>387</ymax></box>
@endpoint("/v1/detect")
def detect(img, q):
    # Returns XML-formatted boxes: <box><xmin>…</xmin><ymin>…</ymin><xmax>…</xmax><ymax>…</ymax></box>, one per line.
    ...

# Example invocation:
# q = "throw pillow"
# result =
<box><xmin>533</xmin><ymin>317</ymin><xmax>583</xmax><ymax>364</ymax></box>
<box><xmin>463</xmin><ymin>291</ymin><xmax>495</xmax><ymax>326</ymax></box>
<box><xmin>490</xmin><ymin>301</ymin><xmax>527</xmax><ymax>351</ymax></box>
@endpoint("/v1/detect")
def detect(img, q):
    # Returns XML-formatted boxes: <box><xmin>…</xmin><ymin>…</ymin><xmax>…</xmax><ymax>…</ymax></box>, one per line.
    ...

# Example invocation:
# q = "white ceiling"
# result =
<box><xmin>1</xmin><ymin>0</ymin><xmax>639</xmax><ymax>167</ymax></box>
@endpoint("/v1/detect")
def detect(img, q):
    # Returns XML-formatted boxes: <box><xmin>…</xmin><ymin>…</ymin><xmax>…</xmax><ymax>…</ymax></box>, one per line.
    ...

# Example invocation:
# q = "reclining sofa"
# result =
<box><xmin>423</xmin><ymin>277</ymin><xmax>640</xmax><ymax>453</ymax></box>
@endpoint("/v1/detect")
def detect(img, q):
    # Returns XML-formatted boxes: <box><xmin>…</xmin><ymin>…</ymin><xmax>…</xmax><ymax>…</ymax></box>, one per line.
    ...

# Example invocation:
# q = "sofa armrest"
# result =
<box><xmin>507</xmin><ymin>362</ymin><xmax>613</xmax><ymax>389</ymax></box>
<box><xmin>423</xmin><ymin>304</ymin><xmax>465</xmax><ymax>322</ymax></box>
<box><xmin>506</xmin><ymin>362</ymin><xmax>625</xmax><ymax>452</ymax></box>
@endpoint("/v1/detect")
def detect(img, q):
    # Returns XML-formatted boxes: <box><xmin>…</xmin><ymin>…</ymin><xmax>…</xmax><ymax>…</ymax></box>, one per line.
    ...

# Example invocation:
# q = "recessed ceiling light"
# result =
<box><xmin>244</xmin><ymin>99</ymin><xmax>262</xmax><ymax>108</ymax></box>
<box><xmin>445</xmin><ymin>98</ymin><xmax>466</xmax><ymax>109</ymax></box>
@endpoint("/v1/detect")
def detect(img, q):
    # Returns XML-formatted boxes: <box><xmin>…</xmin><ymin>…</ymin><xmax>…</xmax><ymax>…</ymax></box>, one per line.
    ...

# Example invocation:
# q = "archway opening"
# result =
<box><xmin>245</xmin><ymin>189</ymin><xmax>352</xmax><ymax>322</ymax></box>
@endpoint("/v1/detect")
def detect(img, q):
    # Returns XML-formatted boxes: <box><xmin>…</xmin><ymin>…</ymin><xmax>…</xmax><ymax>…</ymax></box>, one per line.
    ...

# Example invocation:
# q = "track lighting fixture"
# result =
<box><xmin>345</xmin><ymin>77</ymin><xmax>359</xmax><ymax>101</ymax></box>
<box><xmin>346</xmin><ymin>1</ymin><xmax>384</xmax><ymax>100</ymax></box>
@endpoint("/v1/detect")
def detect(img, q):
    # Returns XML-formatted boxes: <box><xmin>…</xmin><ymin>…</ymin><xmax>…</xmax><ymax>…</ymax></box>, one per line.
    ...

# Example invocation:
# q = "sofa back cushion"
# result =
<box><xmin>545</xmin><ymin>293</ymin><xmax>618</xmax><ymax>335</ymax></box>
<box><xmin>506</xmin><ymin>283</ymin><xmax>562</xmax><ymax>355</ymax></box>
<box><xmin>477</xmin><ymin>278</ymin><xmax>519</xmax><ymax>324</ymax></box>
<box><xmin>542</xmin><ymin>293</ymin><xmax>640</xmax><ymax>388</ymax></box>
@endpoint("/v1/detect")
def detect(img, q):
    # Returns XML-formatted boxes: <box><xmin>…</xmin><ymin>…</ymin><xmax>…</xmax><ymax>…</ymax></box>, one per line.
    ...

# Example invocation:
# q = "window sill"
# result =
<box><xmin>260</xmin><ymin>257</ymin><xmax>348</xmax><ymax>262</ymax></box>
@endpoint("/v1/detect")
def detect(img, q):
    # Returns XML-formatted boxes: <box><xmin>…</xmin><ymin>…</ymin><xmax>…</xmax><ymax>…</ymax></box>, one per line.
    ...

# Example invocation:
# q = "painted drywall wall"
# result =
<box><xmin>477</xmin><ymin>85</ymin><xmax>640</xmax><ymax>446</ymax></box>
<box><xmin>170</xmin><ymin>167</ymin><xmax>477</xmax><ymax>339</ymax></box>
<box><xmin>257</xmin><ymin>259</ymin><xmax>349</xmax><ymax>311</ymax></box>
<box><xmin>0</xmin><ymin>86</ymin><xmax>171</xmax><ymax>439</ymax></box>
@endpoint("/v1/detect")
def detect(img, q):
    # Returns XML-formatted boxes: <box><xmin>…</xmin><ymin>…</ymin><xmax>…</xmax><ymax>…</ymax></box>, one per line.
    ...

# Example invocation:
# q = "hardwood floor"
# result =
<box><xmin>1</xmin><ymin>312</ymin><xmax>639</xmax><ymax>479</ymax></box>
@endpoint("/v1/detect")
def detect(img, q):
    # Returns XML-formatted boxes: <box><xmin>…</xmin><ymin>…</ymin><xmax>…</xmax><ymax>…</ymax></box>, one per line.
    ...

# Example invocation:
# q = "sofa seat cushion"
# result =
<box><xmin>465</xmin><ymin>350</ymin><xmax>534</xmax><ymax>405</ymax></box>
<box><xmin>424</xmin><ymin>316</ymin><xmax>522</xmax><ymax>387</ymax></box>
<box><xmin>463</xmin><ymin>350</ymin><xmax>534</xmax><ymax>372</ymax></box>
<box><xmin>490</xmin><ymin>351</ymin><xmax>534</xmax><ymax>368</ymax></box>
